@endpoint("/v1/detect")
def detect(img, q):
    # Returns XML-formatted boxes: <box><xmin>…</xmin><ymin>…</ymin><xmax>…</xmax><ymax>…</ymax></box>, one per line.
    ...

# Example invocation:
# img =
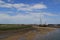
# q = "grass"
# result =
<box><xmin>0</xmin><ymin>24</ymin><xmax>32</xmax><ymax>30</ymax></box>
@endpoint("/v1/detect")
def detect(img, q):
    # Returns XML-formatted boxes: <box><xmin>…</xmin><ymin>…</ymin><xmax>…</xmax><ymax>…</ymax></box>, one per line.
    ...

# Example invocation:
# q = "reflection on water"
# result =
<box><xmin>0</xmin><ymin>28</ymin><xmax>60</xmax><ymax>40</ymax></box>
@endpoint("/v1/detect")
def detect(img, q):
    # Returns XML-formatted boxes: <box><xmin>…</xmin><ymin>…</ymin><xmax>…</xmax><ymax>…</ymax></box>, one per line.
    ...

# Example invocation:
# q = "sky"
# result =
<box><xmin>0</xmin><ymin>0</ymin><xmax>60</xmax><ymax>24</ymax></box>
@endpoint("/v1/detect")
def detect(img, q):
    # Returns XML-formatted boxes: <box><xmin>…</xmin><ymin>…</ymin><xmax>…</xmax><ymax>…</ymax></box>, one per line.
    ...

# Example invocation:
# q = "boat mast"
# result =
<box><xmin>40</xmin><ymin>13</ymin><xmax>42</xmax><ymax>25</ymax></box>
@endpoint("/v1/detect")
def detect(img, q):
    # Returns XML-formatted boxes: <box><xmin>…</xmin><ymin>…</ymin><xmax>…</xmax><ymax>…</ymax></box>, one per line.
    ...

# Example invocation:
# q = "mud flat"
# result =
<box><xmin>0</xmin><ymin>27</ymin><xmax>57</xmax><ymax>40</ymax></box>
<box><xmin>0</xmin><ymin>28</ymin><xmax>33</xmax><ymax>40</ymax></box>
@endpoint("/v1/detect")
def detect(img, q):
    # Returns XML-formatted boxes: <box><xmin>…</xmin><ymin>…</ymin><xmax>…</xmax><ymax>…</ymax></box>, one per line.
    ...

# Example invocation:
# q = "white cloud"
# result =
<box><xmin>0</xmin><ymin>0</ymin><xmax>59</xmax><ymax>24</ymax></box>
<box><xmin>31</xmin><ymin>4</ymin><xmax>47</xmax><ymax>9</ymax></box>
<box><xmin>42</xmin><ymin>12</ymin><xmax>58</xmax><ymax>16</ymax></box>
<box><xmin>0</xmin><ymin>12</ymin><xmax>58</xmax><ymax>24</ymax></box>
<box><xmin>0</xmin><ymin>13</ymin><xmax>37</xmax><ymax>24</ymax></box>
<box><xmin>0</xmin><ymin>0</ymin><xmax>5</xmax><ymax>4</ymax></box>
<box><xmin>8</xmin><ymin>0</ymin><xmax>12</xmax><ymax>2</ymax></box>
<box><xmin>14</xmin><ymin>3</ymin><xmax>47</xmax><ymax>11</ymax></box>
<box><xmin>0</xmin><ymin>0</ymin><xmax>13</xmax><ymax>8</ymax></box>
<box><xmin>0</xmin><ymin>0</ymin><xmax>47</xmax><ymax>11</ymax></box>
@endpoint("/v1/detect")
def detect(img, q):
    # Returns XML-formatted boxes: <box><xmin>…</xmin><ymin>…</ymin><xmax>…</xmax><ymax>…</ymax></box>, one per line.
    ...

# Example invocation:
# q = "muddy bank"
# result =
<box><xmin>0</xmin><ymin>28</ymin><xmax>34</xmax><ymax>40</ymax></box>
<box><xmin>5</xmin><ymin>27</ymin><xmax>56</xmax><ymax>40</ymax></box>
<box><xmin>0</xmin><ymin>27</ymin><xmax>57</xmax><ymax>40</ymax></box>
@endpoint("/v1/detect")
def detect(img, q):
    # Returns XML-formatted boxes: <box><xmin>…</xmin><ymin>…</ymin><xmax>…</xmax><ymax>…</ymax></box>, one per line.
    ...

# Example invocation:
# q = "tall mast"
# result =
<box><xmin>44</xmin><ymin>15</ymin><xmax>47</xmax><ymax>25</ymax></box>
<box><xmin>40</xmin><ymin>13</ymin><xmax>42</xmax><ymax>25</ymax></box>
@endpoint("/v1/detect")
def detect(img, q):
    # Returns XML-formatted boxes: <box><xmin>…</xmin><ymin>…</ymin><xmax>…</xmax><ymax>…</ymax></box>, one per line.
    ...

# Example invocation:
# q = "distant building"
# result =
<box><xmin>48</xmin><ymin>24</ymin><xmax>60</xmax><ymax>27</ymax></box>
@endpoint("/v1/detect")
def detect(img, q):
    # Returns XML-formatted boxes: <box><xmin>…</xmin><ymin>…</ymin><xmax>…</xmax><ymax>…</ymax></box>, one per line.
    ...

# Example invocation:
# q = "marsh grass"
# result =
<box><xmin>0</xmin><ymin>24</ymin><xmax>32</xmax><ymax>30</ymax></box>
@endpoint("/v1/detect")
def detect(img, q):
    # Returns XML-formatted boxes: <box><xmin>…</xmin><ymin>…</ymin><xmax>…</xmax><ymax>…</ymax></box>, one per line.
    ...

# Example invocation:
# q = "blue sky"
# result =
<box><xmin>0</xmin><ymin>0</ymin><xmax>60</xmax><ymax>24</ymax></box>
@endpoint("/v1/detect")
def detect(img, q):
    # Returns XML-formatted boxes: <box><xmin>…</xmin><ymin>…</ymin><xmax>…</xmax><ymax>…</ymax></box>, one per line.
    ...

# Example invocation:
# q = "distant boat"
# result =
<box><xmin>39</xmin><ymin>13</ymin><xmax>47</xmax><ymax>27</ymax></box>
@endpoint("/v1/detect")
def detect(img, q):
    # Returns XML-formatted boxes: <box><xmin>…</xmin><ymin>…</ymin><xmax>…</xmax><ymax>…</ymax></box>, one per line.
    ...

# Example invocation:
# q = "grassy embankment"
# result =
<box><xmin>0</xmin><ymin>24</ymin><xmax>32</xmax><ymax>30</ymax></box>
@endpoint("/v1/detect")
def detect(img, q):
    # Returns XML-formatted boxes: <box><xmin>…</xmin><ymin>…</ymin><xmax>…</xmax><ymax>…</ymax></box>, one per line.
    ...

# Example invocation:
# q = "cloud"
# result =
<box><xmin>42</xmin><ymin>12</ymin><xmax>58</xmax><ymax>16</ymax></box>
<box><xmin>8</xmin><ymin>0</ymin><xmax>12</xmax><ymax>2</ymax></box>
<box><xmin>0</xmin><ymin>12</ymin><xmax>58</xmax><ymax>24</ymax></box>
<box><xmin>31</xmin><ymin>4</ymin><xmax>47</xmax><ymax>9</ymax></box>
<box><xmin>0</xmin><ymin>0</ymin><xmax>47</xmax><ymax>11</ymax></box>
<box><xmin>0</xmin><ymin>13</ymin><xmax>37</xmax><ymax>24</ymax></box>
<box><xmin>0</xmin><ymin>0</ymin><xmax>13</xmax><ymax>8</ymax></box>
<box><xmin>0</xmin><ymin>0</ymin><xmax>59</xmax><ymax>24</ymax></box>
<box><xmin>0</xmin><ymin>0</ymin><xmax>5</xmax><ymax>3</ymax></box>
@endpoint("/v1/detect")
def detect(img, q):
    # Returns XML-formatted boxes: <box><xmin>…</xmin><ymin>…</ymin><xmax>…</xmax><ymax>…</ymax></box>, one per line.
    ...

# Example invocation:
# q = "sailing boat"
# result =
<box><xmin>39</xmin><ymin>13</ymin><xmax>47</xmax><ymax>27</ymax></box>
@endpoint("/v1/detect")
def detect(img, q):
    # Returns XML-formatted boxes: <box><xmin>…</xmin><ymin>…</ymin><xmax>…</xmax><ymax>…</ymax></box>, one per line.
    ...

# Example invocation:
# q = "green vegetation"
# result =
<box><xmin>0</xmin><ymin>24</ymin><xmax>32</xmax><ymax>30</ymax></box>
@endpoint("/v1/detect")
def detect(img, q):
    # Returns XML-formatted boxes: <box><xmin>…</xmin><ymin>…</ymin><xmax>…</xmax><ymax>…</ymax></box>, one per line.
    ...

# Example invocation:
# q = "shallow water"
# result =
<box><xmin>0</xmin><ymin>28</ymin><xmax>60</xmax><ymax>40</ymax></box>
